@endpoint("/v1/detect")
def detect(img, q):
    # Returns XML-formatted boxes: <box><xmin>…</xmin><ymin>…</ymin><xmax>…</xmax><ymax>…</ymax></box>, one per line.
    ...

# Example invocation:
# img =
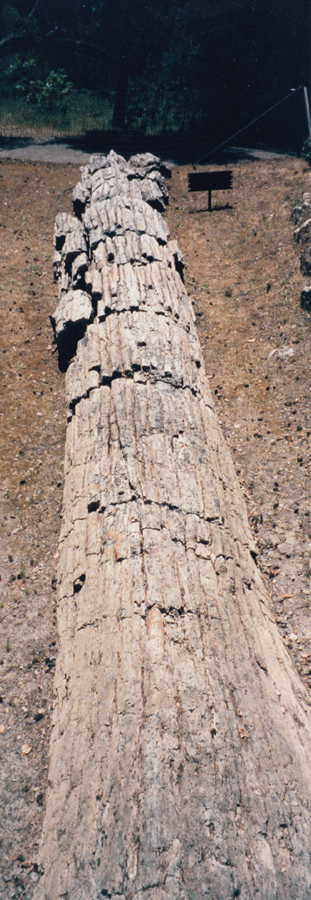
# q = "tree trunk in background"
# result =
<box><xmin>35</xmin><ymin>151</ymin><xmax>311</xmax><ymax>900</ymax></box>
<box><xmin>111</xmin><ymin>64</ymin><xmax>129</xmax><ymax>131</ymax></box>
<box><xmin>111</xmin><ymin>1</ymin><xmax>129</xmax><ymax>131</ymax></box>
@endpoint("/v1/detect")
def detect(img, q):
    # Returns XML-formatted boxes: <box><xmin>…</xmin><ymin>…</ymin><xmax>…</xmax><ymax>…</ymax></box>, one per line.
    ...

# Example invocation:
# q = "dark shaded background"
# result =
<box><xmin>0</xmin><ymin>0</ymin><xmax>310</xmax><ymax>157</ymax></box>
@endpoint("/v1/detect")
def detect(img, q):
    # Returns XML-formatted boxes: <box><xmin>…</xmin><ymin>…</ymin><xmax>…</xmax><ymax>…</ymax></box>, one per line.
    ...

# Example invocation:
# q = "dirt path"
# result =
<box><xmin>0</xmin><ymin>139</ymin><xmax>90</xmax><ymax>165</ymax></box>
<box><xmin>0</xmin><ymin>152</ymin><xmax>311</xmax><ymax>897</ymax></box>
<box><xmin>0</xmin><ymin>124</ymin><xmax>286</xmax><ymax>166</ymax></box>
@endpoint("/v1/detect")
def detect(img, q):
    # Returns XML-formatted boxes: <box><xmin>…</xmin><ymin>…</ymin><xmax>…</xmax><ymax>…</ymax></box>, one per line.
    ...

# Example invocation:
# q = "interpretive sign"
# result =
<box><xmin>188</xmin><ymin>169</ymin><xmax>233</xmax><ymax>209</ymax></box>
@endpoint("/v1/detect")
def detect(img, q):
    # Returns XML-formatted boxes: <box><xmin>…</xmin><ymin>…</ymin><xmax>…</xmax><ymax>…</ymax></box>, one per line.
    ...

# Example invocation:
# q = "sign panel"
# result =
<box><xmin>188</xmin><ymin>170</ymin><xmax>233</xmax><ymax>192</ymax></box>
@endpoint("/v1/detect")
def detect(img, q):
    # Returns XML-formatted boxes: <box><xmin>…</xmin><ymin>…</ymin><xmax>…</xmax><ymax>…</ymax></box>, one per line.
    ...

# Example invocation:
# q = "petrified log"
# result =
<box><xmin>301</xmin><ymin>284</ymin><xmax>311</xmax><ymax>311</ymax></box>
<box><xmin>300</xmin><ymin>244</ymin><xmax>311</xmax><ymax>276</ymax></box>
<box><xmin>36</xmin><ymin>151</ymin><xmax>311</xmax><ymax>900</ymax></box>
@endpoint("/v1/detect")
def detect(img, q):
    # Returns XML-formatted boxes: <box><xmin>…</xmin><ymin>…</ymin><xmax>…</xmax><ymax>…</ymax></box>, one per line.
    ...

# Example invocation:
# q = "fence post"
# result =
<box><xmin>304</xmin><ymin>85</ymin><xmax>311</xmax><ymax>146</ymax></box>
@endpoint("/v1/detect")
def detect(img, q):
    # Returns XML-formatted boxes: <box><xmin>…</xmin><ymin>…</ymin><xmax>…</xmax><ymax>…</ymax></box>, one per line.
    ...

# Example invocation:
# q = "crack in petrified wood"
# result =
<box><xmin>35</xmin><ymin>151</ymin><xmax>311</xmax><ymax>900</ymax></box>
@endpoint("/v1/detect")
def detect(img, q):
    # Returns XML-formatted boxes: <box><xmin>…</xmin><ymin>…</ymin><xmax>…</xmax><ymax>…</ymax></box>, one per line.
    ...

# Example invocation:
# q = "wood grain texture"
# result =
<box><xmin>36</xmin><ymin>151</ymin><xmax>311</xmax><ymax>900</ymax></box>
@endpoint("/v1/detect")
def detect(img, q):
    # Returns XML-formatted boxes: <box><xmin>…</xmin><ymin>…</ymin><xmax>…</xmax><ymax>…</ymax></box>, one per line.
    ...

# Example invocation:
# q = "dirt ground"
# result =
<box><xmin>0</xmin><ymin>150</ymin><xmax>311</xmax><ymax>898</ymax></box>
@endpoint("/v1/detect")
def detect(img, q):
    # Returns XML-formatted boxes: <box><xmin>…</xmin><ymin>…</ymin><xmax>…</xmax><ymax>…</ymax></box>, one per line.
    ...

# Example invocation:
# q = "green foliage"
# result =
<box><xmin>36</xmin><ymin>69</ymin><xmax>73</xmax><ymax>110</ymax></box>
<box><xmin>302</xmin><ymin>138</ymin><xmax>311</xmax><ymax>167</ymax></box>
<box><xmin>0</xmin><ymin>51</ymin><xmax>113</xmax><ymax>132</ymax></box>
<box><xmin>0</xmin><ymin>87</ymin><xmax>113</xmax><ymax>134</ymax></box>
<box><xmin>0</xmin><ymin>0</ymin><xmax>308</xmax><ymax>145</ymax></box>
<box><xmin>4</xmin><ymin>57</ymin><xmax>73</xmax><ymax>112</ymax></box>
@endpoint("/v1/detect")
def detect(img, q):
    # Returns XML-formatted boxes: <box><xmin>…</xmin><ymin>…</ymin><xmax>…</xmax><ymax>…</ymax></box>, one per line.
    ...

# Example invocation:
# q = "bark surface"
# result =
<box><xmin>35</xmin><ymin>151</ymin><xmax>311</xmax><ymax>900</ymax></box>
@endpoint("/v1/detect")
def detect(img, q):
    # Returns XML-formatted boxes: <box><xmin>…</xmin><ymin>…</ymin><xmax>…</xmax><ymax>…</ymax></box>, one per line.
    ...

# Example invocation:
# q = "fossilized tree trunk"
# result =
<box><xmin>35</xmin><ymin>151</ymin><xmax>311</xmax><ymax>900</ymax></box>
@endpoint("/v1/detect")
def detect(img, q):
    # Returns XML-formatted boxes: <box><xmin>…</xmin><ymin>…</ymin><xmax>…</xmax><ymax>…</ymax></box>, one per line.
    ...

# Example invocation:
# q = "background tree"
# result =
<box><xmin>0</xmin><ymin>0</ymin><xmax>310</xmax><ymax>152</ymax></box>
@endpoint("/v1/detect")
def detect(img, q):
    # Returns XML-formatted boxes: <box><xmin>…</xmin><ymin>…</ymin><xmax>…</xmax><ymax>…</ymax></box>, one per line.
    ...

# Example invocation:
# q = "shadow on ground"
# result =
<box><xmin>60</xmin><ymin>129</ymin><xmax>292</xmax><ymax>164</ymax></box>
<box><xmin>0</xmin><ymin>125</ymin><xmax>292</xmax><ymax>166</ymax></box>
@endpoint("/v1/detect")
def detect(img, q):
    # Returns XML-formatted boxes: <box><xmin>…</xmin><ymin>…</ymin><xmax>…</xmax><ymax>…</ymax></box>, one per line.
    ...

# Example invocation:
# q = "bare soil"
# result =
<box><xmin>0</xmin><ymin>151</ymin><xmax>311</xmax><ymax>898</ymax></box>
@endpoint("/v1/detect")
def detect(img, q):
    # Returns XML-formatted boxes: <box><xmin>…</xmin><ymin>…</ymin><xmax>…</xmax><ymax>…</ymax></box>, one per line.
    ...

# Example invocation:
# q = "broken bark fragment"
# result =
<box><xmin>35</xmin><ymin>151</ymin><xmax>311</xmax><ymax>900</ymax></box>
